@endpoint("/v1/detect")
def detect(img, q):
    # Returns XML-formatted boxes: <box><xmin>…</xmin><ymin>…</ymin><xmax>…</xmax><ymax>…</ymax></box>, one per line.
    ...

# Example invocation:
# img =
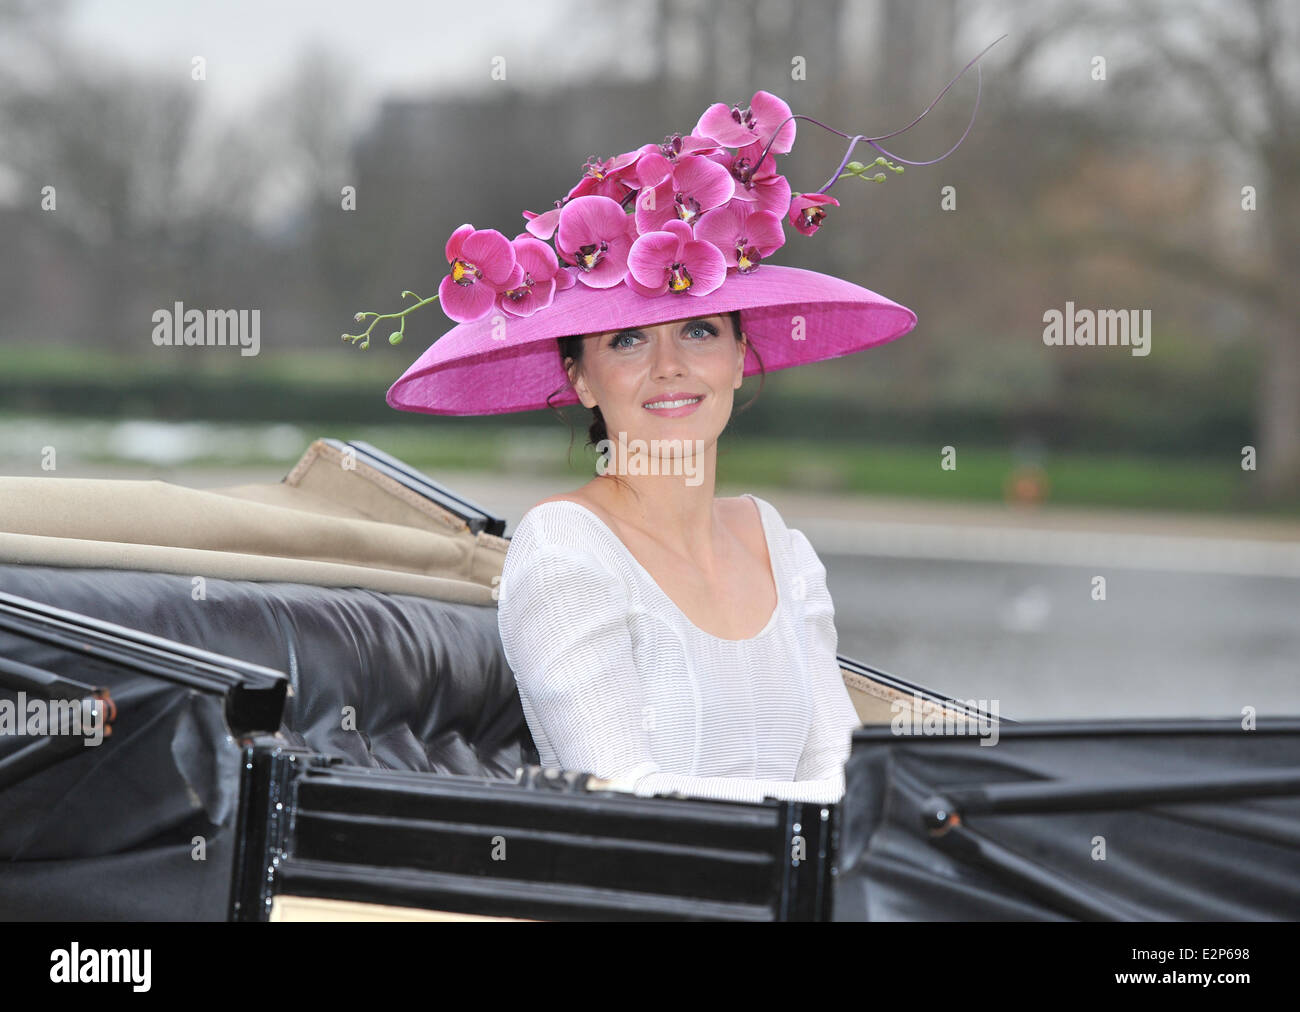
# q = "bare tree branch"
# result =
<box><xmin>1249</xmin><ymin>0</ymin><xmax>1296</xmax><ymax>144</ymax></box>
<box><xmin>1016</xmin><ymin>223</ymin><xmax>1279</xmax><ymax>309</ymax></box>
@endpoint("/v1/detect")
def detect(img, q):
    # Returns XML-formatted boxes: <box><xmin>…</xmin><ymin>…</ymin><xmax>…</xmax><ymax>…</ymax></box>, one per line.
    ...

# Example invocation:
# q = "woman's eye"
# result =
<box><xmin>608</xmin><ymin>323</ymin><xmax>715</xmax><ymax>348</ymax></box>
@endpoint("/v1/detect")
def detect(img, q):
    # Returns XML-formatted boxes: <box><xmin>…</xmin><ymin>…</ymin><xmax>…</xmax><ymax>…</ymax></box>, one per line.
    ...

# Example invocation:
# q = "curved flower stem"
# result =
<box><xmin>810</xmin><ymin>71</ymin><xmax>978</xmax><ymax>193</ymax></box>
<box><xmin>755</xmin><ymin>33</ymin><xmax>1006</xmax><ymax>196</ymax></box>
<box><xmin>837</xmin><ymin>156</ymin><xmax>902</xmax><ymax>184</ymax></box>
<box><xmin>343</xmin><ymin>290</ymin><xmax>439</xmax><ymax>349</ymax></box>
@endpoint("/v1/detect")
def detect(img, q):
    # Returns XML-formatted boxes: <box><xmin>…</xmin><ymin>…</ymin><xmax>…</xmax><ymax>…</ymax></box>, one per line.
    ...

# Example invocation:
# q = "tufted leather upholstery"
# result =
<box><xmin>0</xmin><ymin>565</ymin><xmax>538</xmax><ymax>777</ymax></box>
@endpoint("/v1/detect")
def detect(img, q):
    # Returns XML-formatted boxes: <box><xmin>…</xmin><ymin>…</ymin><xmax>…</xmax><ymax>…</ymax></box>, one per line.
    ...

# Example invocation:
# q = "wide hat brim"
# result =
<box><xmin>385</xmin><ymin>265</ymin><xmax>916</xmax><ymax>416</ymax></box>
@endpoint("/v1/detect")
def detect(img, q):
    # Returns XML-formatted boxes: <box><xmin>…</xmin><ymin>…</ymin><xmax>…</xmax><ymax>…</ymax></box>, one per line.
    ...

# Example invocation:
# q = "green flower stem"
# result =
<box><xmin>837</xmin><ymin>156</ymin><xmax>904</xmax><ymax>183</ymax></box>
<box><xmin>342</xmin><ymin>291</ymin><xmax>440</xmax><ymax>350</ymax></box>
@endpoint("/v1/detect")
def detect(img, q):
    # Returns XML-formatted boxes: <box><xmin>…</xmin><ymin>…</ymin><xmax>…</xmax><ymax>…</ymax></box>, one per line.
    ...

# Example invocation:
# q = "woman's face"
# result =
<box><xmin>565</xmin><ymin>312</ymin><xmax>746</xmax><ymax>450</ymax></box>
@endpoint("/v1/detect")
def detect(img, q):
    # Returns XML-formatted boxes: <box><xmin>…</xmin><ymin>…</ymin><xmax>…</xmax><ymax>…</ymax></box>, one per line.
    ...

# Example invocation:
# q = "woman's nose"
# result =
<box><xmin>651</xmin><ymin>333</ymin><xmax>686</xmax><ymax>377</ymax></box>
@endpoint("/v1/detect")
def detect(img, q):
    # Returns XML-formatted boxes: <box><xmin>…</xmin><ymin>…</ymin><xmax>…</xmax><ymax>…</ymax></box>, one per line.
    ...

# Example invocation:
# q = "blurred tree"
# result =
<box><xmin>0</xmin><ymin>0</ymin><xmax>72</xmax><ymax>96</ymax></box>
<box><xmin>0</xmin><ymin>9</ymin><xmax>365</xmax><ymax>353</ymax></box>
<box><xmin>273</xmin><ymin>42</ymin><xmax>360</xmax><ymax>209</ymax></box>
<box><xmin>0</xmin><ymin>0</ymin><xmax>1286</xmax><ymax>508</ymax></box>
<box><xmin>994</xmin><ymin>0</ymin><xmax>1300</xmax><ymax>500</ymax></box>
<box><xmin>259</xmin><ymin>42</ymin><xmax>365</xmax><ymax>340</ymax></box>
<box><xmin>877</xmin><ymin>0</ymin><xmax>957</xmax><ymax>113</ymax></box>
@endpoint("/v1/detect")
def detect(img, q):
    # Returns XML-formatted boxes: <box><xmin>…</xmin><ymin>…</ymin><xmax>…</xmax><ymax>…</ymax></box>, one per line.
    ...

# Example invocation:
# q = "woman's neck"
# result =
<box><xmin>587</xmin><ymin>447</ymin><xmax>725</xmax><ymax>567</ymax></box>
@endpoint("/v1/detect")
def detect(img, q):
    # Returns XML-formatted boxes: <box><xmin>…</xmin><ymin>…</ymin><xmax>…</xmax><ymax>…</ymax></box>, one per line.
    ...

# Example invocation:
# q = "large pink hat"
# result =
<box><xmin>346</xmin><ymin>42</ymin><xmax>999</xmax><ymax>417</ymax></box>
<box><xmin>386</xmin><ymin>264</ymin><xmax>917</xmax><ymax>416</ymax></box>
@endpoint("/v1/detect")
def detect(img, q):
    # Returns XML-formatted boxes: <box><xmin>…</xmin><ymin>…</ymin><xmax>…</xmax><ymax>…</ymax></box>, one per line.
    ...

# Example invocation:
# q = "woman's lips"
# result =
<box><xmin>642</xmin><ymin>394</ymin><xmax>703</xmax><ymax>417</ymax></box>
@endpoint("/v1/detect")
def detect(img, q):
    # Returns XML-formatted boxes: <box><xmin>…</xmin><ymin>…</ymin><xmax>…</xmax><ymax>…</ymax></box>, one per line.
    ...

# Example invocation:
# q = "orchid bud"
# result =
<box><xmin>389</xmin><ymin>331</ymin><xmax>403</xmax><ymax>345</ymax></box>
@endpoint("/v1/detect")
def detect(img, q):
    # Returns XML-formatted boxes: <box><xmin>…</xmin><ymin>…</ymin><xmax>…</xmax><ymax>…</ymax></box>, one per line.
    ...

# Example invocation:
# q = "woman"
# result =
<box><xmin>495</xmin><ymin>307</ymin><xmax>862</xmax><ymax>803</ymax></box>
<box><xmin>368</xmin><ymin>79</ymin><xmax>984</xmax><ymax>803</ymax></box>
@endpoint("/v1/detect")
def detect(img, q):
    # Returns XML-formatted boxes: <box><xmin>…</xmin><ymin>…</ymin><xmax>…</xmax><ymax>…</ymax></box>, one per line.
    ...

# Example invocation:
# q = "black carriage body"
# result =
<box><xmin>0</xmin><ymin>572</ymin><xmax>833</xmax><ymax>921</ymax></box>
<box><xmin>3</xmin><ymin>441</ymin><xmax>1298</xmax><ymax>921</ymax></box>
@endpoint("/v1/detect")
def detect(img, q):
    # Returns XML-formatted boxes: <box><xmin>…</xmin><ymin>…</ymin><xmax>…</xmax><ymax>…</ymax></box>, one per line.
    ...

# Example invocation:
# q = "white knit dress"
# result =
<box><xmin>496</xmin><ymin>493</ymin><xmax>861</xmax><ymax>805</ymax></box>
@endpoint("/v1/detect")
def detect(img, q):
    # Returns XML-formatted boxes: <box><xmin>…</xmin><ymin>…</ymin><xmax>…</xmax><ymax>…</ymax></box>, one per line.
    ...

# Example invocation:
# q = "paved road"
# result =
<box><xmin>422</xmin><ymin>468</ymin><xmax>1300</xmax><ymax>721</ymax></box>
<box><xmin>825</xmin><ymin>554</ymin><xmax>1299</xmax><ymax>722</ymax></box>
<box><xmin>13</xmin><ymin>462</ymin><xmax>1300</xmax><ymax>722</ymax></box>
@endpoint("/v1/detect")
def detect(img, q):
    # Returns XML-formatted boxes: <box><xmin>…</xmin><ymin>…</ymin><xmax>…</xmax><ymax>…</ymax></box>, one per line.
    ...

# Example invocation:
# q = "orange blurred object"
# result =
<box><xmin>1005</xmin><ymin>465</ymin><xmax>1050</xmax><ymax>506</ymax></box>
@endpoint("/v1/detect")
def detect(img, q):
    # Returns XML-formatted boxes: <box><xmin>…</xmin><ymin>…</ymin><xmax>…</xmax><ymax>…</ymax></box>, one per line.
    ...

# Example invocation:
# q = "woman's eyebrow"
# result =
<box><xmin>607</xmin><ymin>319</ymin><xmax>716</xmax><ymax>339</ymax></box>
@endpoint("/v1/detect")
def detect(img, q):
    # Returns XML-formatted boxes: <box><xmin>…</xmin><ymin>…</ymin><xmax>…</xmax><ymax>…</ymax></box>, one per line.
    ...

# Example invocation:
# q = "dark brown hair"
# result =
<box><xmin>545</xmin><ymin>309</ymin><xmax>766</xmax><ymax>472</ymax></box>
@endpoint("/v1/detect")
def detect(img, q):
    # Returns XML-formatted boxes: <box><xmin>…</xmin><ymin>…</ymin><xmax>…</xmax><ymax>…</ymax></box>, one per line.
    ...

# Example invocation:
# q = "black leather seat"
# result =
<box><xmin>0</xmin><ymin>565</ymin><xmax>538</xmax><ymax>777</ymax></box>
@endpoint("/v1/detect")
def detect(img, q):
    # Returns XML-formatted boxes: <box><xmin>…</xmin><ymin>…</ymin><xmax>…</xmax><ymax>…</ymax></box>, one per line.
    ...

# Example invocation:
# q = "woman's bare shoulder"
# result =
<box><xmin>716</xmin><ymin>495</ymin><xmax>770</xmax><ymax>555</ymax></box>
<box><xmin>535</xmin><ymin>492</ymin><xmax>754</xmax><ymax>527</ymax></box>
<box><xmin>525</xmin><ymin>492</ymin><xmax>608</xmax><ymax>530</ymax></box>
<box><xmin>718</xmin><ymin>493</ymin><xmax>780</xmax><ymax>527</ymax></box>
<box><xmin>716</xmin><ymin>494</ymin><xmax>752</xmax><ymax>511</ymax></box>
<box><xmin>535</xmin><ymin>491</ymin><xmax>757</xmax><ymax>518</ymax></box>
<box><xmin>527</xmin><ymin>480</ymin><xmax>637</xmax><ymax>527</ymax></box>
<box><xmin>517</xmin><ymin>491</ymin><xmax>618</xmax><ymax>546</ymax></box>
<box><xmin>529</xmin><ymin>492</ymin><xmax>593</xmax><ymax>511</ymax></box>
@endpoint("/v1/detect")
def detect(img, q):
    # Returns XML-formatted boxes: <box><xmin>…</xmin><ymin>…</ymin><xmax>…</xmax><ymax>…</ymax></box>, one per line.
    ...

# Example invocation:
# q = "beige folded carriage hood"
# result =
<box><xmin>0</xmin><ymin>439</ymin><xmax>508</xmax><ymax>605</ymax></box>
<box><xmin>0</xmin><ymin>439</ymin><xmax>981</xmax><ymax>725</ymax></box>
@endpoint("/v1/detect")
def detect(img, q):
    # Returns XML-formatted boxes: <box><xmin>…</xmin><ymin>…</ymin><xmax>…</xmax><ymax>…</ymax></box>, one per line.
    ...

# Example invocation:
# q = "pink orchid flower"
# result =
<box><xmin>788</xmin><ymin>192</ymin><xmax>840</xmax><ymax>236</ymax></box>
<box><xmin>625</xmin><ymin>218</ymin><xmax>727</xmax><ymax>297</ymax></box>
<box><xmin>694</xmin><ymin>199</ymin><xmax>785</xmax><ymax>273</ymax></box>
<box><xmin>707</xmin><ymin>140</ymin><xmax>792</xmax><ymax>218</ymax></box>
<box><xmin>633</xmin><ymin>152</ymin><xmax>735</xmax><ymax>234</ymax></box>
<box><xmin>695</xmin><ymin>90</ymin><xmax>796</xmax><ymax>155</ymax></box>
<box><xmin>636</xmin><ymin>133</ymin><xmax>723</xmax><ymax>164</ymax></box>
<box><xmin>565</xmin><ymin>150</ymin><xmax>643</xmax><ymax>204</ymax></box>
<box><xmin>555</xmin><ymin>195</ymin><xmax>636</xmax><ymax>289</ymax></box>
<box><xmin>497</xmin><ymin>235</ymin><xmax>575</xmax><ymax>318</ymax></box>
<box><xmin>522</xmin><ymin>205</ymin><xmax>562</xmax><ymax>241</ymax></box>
<box><xmin>439</xmin><ymin>224</ymin><xmax>518</xmax><ymax>323</ymax></box>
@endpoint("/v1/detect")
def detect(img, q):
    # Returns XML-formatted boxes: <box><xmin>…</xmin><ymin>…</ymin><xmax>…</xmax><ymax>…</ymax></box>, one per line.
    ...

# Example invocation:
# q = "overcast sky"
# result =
<box><xmin>65</xmin><ymin>0</ymin><xmax>650</xmax><ymax>117</ymax></box>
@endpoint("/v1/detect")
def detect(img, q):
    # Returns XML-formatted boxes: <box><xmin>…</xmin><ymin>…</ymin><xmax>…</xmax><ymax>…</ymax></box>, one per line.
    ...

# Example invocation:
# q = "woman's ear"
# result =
<box><xmin>566</xmin><ymin>356</ymin><xmax>597</xmax><ymax>409</ymax></box>
<box><xmin>734</xmin><ymin>333</ymin><xmax>747</xmax><ymax>389</ymax></box>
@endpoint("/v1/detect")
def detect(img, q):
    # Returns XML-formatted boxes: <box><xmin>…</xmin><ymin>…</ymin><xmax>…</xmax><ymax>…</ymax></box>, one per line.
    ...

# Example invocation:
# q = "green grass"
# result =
<box><xmin>0</xmin><ymin>346</ymin><xmax>400</xmax><ymax>386</ymax></box>
<box><xmin>1</xmin><ymin>343</ymin><xmax>1290</xmax><ymax>515</ymax></box>
<box><xmin>0</xmin><ymin>412</ymin><xmax>1287</xmax><ymax>515</ymax></box>
<box><xmin>715</xmin><ymin>440</ymin><xmax>1254</xmax><ymax>511</ymax></box>
<box><xmin>353</xmin><ymin>429</ymin><xmax>1282</xmax><ymax>515</ymax></box>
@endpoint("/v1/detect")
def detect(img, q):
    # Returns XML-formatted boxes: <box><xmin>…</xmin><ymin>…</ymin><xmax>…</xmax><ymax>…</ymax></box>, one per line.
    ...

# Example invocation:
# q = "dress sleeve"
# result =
<box><xmin>786</xmin><ymin>527</ymin><xmax>862</xmax><ymax>789</ymax></box>
<box><xmin>498</xmin><ymin>538</ymin><xmax>847</xmax><ymax>805</ymax></box>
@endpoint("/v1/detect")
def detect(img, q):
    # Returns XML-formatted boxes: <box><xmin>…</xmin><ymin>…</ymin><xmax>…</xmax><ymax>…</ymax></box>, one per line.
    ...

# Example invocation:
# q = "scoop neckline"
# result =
<box><xmin>535</xmin><ymin>493</ymin><xmax>782</xmax><ymax>644</ymax></box>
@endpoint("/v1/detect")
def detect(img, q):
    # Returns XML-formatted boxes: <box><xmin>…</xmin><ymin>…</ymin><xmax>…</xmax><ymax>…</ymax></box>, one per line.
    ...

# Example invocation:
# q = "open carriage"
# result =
<box><xmin>1</xmin><ymin>440</ymin><xmax>1296</xmax><ymax>920</ymax></box>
